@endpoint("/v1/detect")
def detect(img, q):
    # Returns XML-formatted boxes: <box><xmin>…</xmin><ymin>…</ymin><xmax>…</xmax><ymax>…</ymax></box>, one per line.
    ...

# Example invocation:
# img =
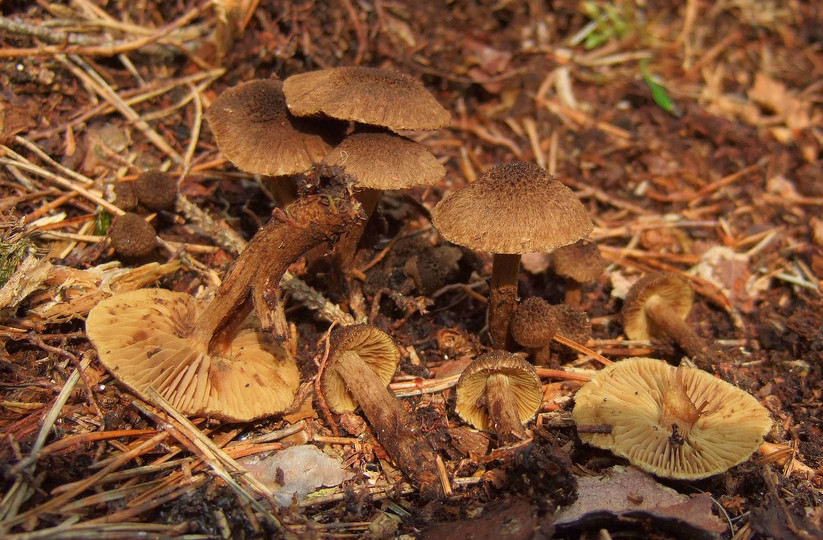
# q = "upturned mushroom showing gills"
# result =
<box><xmin>431</xmin><ymin>161</ymin><xmax>592</xmax><ymax>348</ymax></box>
<box><xmin>622</xmin><ymin>272</ymin><xmax>714</xmax><ymax>366</ymax></box>
<box><xmin>455</xmin><ymin>351</ymin><xmax>543</xmax><ymax>446</ymax></box>
<box><xmin>573</xmin><ymin>357</ymin><xmax>772</xmax><ymax>479</ymax></box>
<box><xmin>322</xmin><ymin>324</ymin><xmax>441</xmax><ymax>497</ymax></box>
<box><xmin>86</xmin><ymin>289</ymin><xmax>299</xmax><ymax>422</ymax></box>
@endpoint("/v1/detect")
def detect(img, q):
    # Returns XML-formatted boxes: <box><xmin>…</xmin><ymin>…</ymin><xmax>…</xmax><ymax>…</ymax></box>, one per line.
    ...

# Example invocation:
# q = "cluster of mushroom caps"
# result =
<box><xmin>85</xmin><ymin>66</ymin><xmax>773</xmax><ymax>495</ymax></box>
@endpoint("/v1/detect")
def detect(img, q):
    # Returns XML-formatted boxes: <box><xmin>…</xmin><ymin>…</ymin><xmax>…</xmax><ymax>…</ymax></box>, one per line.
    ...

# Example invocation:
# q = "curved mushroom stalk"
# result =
<box><xmin>622</xmin><ymin>272</ymin><xmax>715</xmax><ymax>368</ymax></box>
<box><xmin>191</xmin><ymin>166</ymin><xmax>363</xmax><ymax>352</ymax></box>
<box><xmin>323</xmin><ymin>325</ymin><xmax>441</xmax><ymax>498</ymax></box>
<box><xmin>456</xmin><ymin>352</ymin><xmax>543</xmax><ymax>446</ymax></box>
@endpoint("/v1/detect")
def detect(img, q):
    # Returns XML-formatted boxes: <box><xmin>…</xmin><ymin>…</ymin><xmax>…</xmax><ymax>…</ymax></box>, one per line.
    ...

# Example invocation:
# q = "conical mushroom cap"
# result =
<box><xmin>283</xmin><ymin>67</ymin><xmax>450</xmax><ymax>131</ymax></box>
<box><xmin>551</xmin><ymin>239</ymin><xmax>605</xmax><ymax>283</ymax></box>
<box><xmin>622</xmin><ymin>273</ymin><xmax>694</xmax><ymax>340</ymax></box>
<box><xmin>86</xmin><ymin>289</ymin><xmax>299</xmax><ymax>422</ymax></box>
<box><xmin>432</xmin><ymin>162</ymin><xmax>593</xmax><ymax>254</ymax></box>
<box><xmin>322</xmin><ymin>324</ymin><xmax>401</xmax><ymax>413</ymax></box>
<box><xmin>205</xmin><ymin>79</ymin><xmax>341</xmax><ymax>177</ymax></box>
<box><xmin>455</xmin><ymin>351</ymin><xmax>543</xmax><ymax>432</ymax></box>
<box><xmin>322</xmin><ymin>129</ymin><xmax>445</xmax><ymax>190</ymax></box>
<box><xmin>573</xmin><ymin>357</ymin><xmax>772</xmax><ymax>479</ymax></box>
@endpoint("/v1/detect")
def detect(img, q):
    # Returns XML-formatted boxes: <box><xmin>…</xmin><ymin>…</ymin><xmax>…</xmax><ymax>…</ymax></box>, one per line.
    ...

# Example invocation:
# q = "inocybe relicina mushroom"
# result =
<box><xmin>573</xmin><ymin>357</ymin><xmax>772</xmax><ymax>479</ymax></box>
<box><xmin>622</xmin><ymin>272</ymin><xmax>715</xmax><ymax>367</ymax></box>
<box><xmin>322</xmin><ymin>324</ymin><xmax>441</xmax><ymax>497</ymax></box>
<box><xmin>550</xmin><ymin>239</ymin><xmax>605</xmax><ymax>306</ymax></box>
<box><xmin>431</xmin><ymin>161</ymin><xmax>592</xmax><ymax>349</ymax></box>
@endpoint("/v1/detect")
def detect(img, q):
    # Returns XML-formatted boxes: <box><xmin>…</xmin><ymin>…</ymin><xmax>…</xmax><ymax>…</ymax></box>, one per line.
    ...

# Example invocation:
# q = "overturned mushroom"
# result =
<box><xmin>322</xmin><ymin>324</ymin><xmax>441</xmax><ymax>496</ymax></box>
<box><xmin>622</xmin><ymin>272</ymin><xmax>714</xmax><ymax>366</ymax></box>
<box><xmin>455</xmin><ymin>351</ymin><xmax>543</xmax><ymax>446</ymax></box>
<box><xmin>87</xmin><ymin>288</ymin><xmax>299</xmax><ymax>422</ymax></box>
<box><xmin>573</xmin><ymin>357</ymin><xmax>772</xmax><ymax>479</ymax></box>
<box><xmin>432</xmin><ymin>161</ymin><xmax>592</xmax><ymax>348</ymax></box>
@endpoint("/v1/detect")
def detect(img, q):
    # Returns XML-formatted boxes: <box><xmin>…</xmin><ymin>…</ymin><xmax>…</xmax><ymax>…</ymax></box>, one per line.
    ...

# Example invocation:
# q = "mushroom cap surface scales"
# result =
<box><xmin>573</xmin><ymin>357</ymin><xmax>772</xmax><ymax>479</ymax></box>
<box><xmin>322</xmin><ymin>324</ymin><xmax>401</xmax><ymax>413</ymax></box>
<box><xmin>455</xmin><ymin>351</ymin><xmax>543</xmax><ymax>432</ymax></box>
<box><xmin>205</xmin><ymin>79</ymin><xmax>340</xmax><ymax>177</ymax></box>
<box><xmin>622</xmin><ymin>272</ymin><xmax>694</xmax><ymax>340</ymax></box>
<box><xmin>510</xmin><ymin>296</ymin><xmax>558</xmax><ymax>349</ymax></box>
<box><xmin>322</xmin><ymin>130</ymin><xmax>445</xmax><ymax>190</ymax></box>
<box><xmin>86</xmin><ymin>289</ymin><xmax>299</xmax><ymax>422</ymax></box>
<box><xmin>283</xmin><ymin>66</ymin><xmax>450</xmax><ymax>131</ymax></box>
<box><xmin>431</xmin><ymin>161</ymin><xmax>593</xmax><ymax>254</ymax></box>
<box><xmin>551</xmin><ymin>239</ymin><xmax>605</xmax><ymax>282</ymax></box>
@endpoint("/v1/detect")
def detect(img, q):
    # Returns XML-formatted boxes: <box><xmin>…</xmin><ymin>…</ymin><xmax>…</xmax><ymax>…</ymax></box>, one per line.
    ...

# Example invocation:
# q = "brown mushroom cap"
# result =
<box><xmin>108</xmin><ymin>212</ymin><xmax>155</xmax><ymax>258</ymax></box>
<box><xmin>573</xmin><ymin>357</ymin><xmax>772</xmax><ymax>479</ymax></box>
<box><xmin>455</xmin><ymin>351</ymin><xmax>543</xmax><ymax>432</ymax></box>
<box><xmin>113</xmin><ymin>180</ymin><xmax>138</xmax><ymax>211</ymax></box>
<box><xmin>551</xmin><ymin>239</ymin><xmax>605</xmax><ymax>283</ymax></box>
<box><xmin>283</xmin><ymin>66</ymin><xmax>450</xmax><ymax>131</ymax></box>
<box><xmin>322</xmin><ymin>129</ymin><xmax>445</xmax><ymax>190</ymax></box>
<box><xmin>510</xmin><ymin>296</ymin><xmax>558</xmax><ymax>349</ymax></box>
<box><xmin>322</xmin><ymin>324</ymin><xmax>401</xmax><ymax>413</ymax></box>
<box><xmin>205</xmin><ymin>79</ymin><xmax>341</xmax><ymax>177</ymax></box>
<box><xmin>622</xmin><ymin>273</ymin><xmax>693</xmax><ymax>341</ymax></box>
<box><xmin>553</xmin><ymin>304</ymin><xmax>592</xmax><ymax>346</ymax></box>
<box><xmin>86</xmin><ymin>288</ymin><xmax>300</xmax><ymax>422</ymax></box>
<box><xmin>431</xmin><ymin>162</ymin><xmax>593</xmax><ymax>254</ymax></box>
<box><xmin>134</xmin><ymin>170</ymin><xmax>178</xmax><ymax>211</ymax></box>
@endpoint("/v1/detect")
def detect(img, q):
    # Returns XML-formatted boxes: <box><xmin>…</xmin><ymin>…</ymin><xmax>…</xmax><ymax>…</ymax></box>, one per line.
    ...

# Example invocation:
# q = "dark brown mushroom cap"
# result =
<box><xmin>553</xmin><ymin>304</ymin><xmax>592</xmax><ymax>346</ymax></box>
<box><xmin>113</xmin><ymin>180</ymin><xmax>138</xmax><ymax>211</ymax></box>
<box><xmin>134</xmin><ymin>170</ymin><xmax>178</xmax><ymax>211</ymax></box>
<box><xmin>431</xmin><ymin>162</ymin><xmax>593</xmax><ymax>254</ymax></box>
<box><xmin>86</xmin><ymin>289</ymin><xmax>300</xmax><ymax>422</ymax></box>
<box><xmin>510</xmin><ymin>296</ymin><xmax>558</xmax><ymax>349</ymax></box>
<box><xmin>322</xmin><ymin>130</ymin><xmax>445</xmax><ymax>190</ymax></box>
<box><xmin>455</xmin><ymin>351</ymin><xmax>543</xmax><ymax>431</ymax></box>
<box><xmin>205</xmin><ymin>79</ymin><xmax>342</xmax><ymax>177</ymax></box>
<box><xmin>622</xmin><ymin>273</ymin><xmax>694</xmax><ymax>340</ymax></box>
<box><xmin>551</xmin><ymin>239</ymin><xmax>605</xmax><ymax>283</ymax></box>
<box><xmin>108</xmin><ymin>212</ymin><xmax>155</xmax><ymax>258</ymax></box>
<box><xmin>573</xmin><ymin>357</ymin><xmax>772</xmax><ymax>479</ymax></box>
<box><xmin>283</xmin><ymin>67</ymin><xmax>450</xmax><ymax>131</ymax></box>
<box><xmin>322</xmin><ymin>324</ymin><xmax>401</xmax><ymax>413</ymax></box>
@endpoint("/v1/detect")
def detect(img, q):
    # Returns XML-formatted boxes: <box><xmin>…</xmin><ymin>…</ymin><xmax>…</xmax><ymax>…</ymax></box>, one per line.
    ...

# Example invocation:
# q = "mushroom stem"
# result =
<box><xmin>489</xmin><ymin>253</ymin><xmax>521</xmax><ymax>349</ymax></box>
<box><xmin>563</xmin><ymin>279</ymin><xmax>583</xmax><ymax>307</ymax></box>
<box><xmin>192</xmin><ymin>189</ymin><xmax>361</xmax><ymax>352</ymax></box>
<box><xmin>334</xmin><ymin>350</ymin><xmax>440</xmax><ymax>496</ymax></box>
<box><xmin>332</xmin><ymin>187</ymin><xmax>381</xmax><ymax>278</ymax></box>
<box><xmin>485</xmin><ymin>373</ymin><xmax>529</xmax><ymax>445</ymax></box>
<box><xmin>645</xmin><ymin>296</ymin><xmax>712</xmax><ymax>363</ymax></box>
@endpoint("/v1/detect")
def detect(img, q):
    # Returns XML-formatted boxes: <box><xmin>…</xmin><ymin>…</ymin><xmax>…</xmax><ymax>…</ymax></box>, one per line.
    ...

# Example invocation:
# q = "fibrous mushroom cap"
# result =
<box><xmin>113</xmin><ymin>180</ymin><xmax>138</xmax><ymax>211</ymax></box>
<box><xmin>622</xmin><ymin>272</ymin><xmax>694</xmax><ymax>340</ymax></box>
<box><xmin>86</xmin><ymin>288</ymin><xmax>299</xmax><ymax>422</ymax></box>
<box><xmin>511</xmin><ymin>296</ymin><xmax>558</xmax><ymax>349</ymax></box>
<box><xmin>551</xmin><ymin>239</ymin><xmax>605</xmax><ymax>283</ymax></box>
<box><xmin>455</xmin><ymin>351</ymin><xmax>543</xmax><ymax>432</ymax></box>
<box><xmin>108</xmin><ymin>212</ymin><xmax>155</xmax><ymax>258</ymax></box>
<box><xmin>553</xmin><ymin>304</ymin><xmax>592</xmax><ymax>346</ymax></box>
<box><xmin>573</xmin><ymin>357</ymin><xmax>772</xmax><ymax>480</ymax></box>
<box><xmin>283</xmin><ymin>66</ymin><xmax>450</xmax><ymax>131</ymax></box>
<box><xmin>322</xmin><ymin>129</ymin><xmax>445</xmax><ymax>190</ymax></box>
<box><xmin>322</xmin><ymin>324</ymin><xmax>401</xmax><ymax>413</ymax></box>
<box><xmin>205</xmin><ymin>79</ymin><xmax>341</xmax><ymax>177</ymax></box>
<box><xmin>431</xmin><ymin>162</ymin><xmax>593</xmax><ymax>254</ymax></box>
<box><xmin>134</xmin><ymin>170</ymin><xmax>178</xmax><ymax>211</ymax></box>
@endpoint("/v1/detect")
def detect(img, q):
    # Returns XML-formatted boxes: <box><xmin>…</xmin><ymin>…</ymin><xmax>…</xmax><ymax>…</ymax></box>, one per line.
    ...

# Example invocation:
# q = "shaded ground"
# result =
<box><xmin>1</xmin><ymin>1</ymin><xmax>822</xmax><ymax>538</ymax></box>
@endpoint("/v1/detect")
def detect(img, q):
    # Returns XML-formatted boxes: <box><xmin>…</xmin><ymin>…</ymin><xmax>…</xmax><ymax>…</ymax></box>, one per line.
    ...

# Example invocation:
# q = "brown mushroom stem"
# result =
<box><xmin>192</xmin><ymin>191</ymin><xmax>361</xmax><ymax>353</ymax></box>
<box><xmin>332</xmin><ymin>188</ymin><xmax>380</xmax><ymax>279</ymax></box>
<box><xmin>563</xmin><ymin>279</ymin><xmax>583</xmax><ymax>307</ymax></box>
<box><xmin>335</xmin><ymin>350</ymin><xmax>441</xmax><ymax>497</ymax></box>
<box><xmin>645</xmin><ymin>296</ymin><xmax>712</xmax><ymax>363</ymax></box>
<box><xmin>485</xmin><ymin>373</ymin><xmax>529</xmax><ymax>445</ymax></box>
<box><xmin>488</xmin><ymin>253</ymin><xmax>520</xmax><ymax>349</ymax></box>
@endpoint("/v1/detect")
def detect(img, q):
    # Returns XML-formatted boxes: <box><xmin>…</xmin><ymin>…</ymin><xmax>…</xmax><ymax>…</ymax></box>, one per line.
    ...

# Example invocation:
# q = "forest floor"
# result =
<box><xmin>1</xmin><ymin>1</ymin><xmax>822</xmax><ymax>538</ymax></box>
